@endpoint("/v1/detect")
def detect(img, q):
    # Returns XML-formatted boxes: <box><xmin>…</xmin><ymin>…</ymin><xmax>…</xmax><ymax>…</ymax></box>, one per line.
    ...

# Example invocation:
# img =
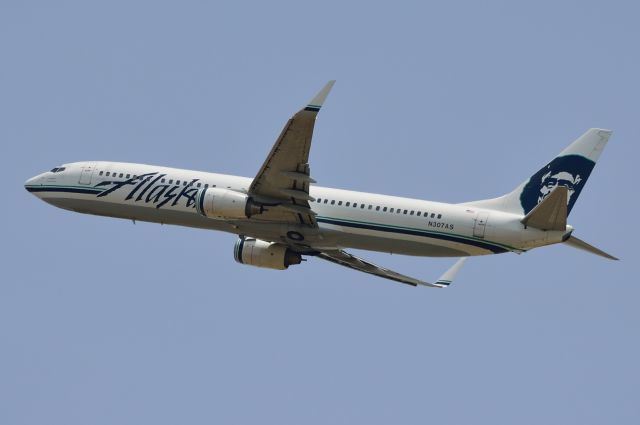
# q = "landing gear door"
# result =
<box><xmin>79</xmin><ymin>163</ymin><xmax>96</xmax><ymax>185</ymax></box>
<box><xmin>473</xmin><ymin>212</ymin><xmax>489</xmax><ymax>238</ymax></box>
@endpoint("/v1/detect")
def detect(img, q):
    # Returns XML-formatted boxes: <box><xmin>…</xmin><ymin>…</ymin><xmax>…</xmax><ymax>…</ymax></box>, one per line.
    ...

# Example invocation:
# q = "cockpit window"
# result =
<box><xmin>50</xmin><ymin>167</ymin><xmax>66</xmax><ymax>173</ymax></box>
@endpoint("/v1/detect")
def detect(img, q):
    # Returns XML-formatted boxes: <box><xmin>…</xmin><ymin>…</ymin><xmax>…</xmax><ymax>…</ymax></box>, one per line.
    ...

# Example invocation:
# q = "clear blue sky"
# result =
<box><xmin>2</xmin><ymin>1</ymin><xmax>638</xmax><ymax>423</ymax></box>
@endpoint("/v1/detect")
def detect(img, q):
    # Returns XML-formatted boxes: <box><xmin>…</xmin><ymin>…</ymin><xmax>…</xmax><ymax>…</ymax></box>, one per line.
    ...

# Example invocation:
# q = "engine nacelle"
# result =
<box><xmin>234</xmin><ymin>238</ymin><xmax>302</xmax><ymax>270</ymax></box>
<box><xmin>195</xmin><ymin>187</ymin><xmax>262</xmax><ymax>219</ymax></box>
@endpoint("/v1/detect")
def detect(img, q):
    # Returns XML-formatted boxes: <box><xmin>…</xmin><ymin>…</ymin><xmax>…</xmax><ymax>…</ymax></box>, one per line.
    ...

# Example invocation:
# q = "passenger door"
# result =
<box><xmin>78</xmin><ymin>163</ymin><xmax>96</xmax><ymax>185</ymax></box>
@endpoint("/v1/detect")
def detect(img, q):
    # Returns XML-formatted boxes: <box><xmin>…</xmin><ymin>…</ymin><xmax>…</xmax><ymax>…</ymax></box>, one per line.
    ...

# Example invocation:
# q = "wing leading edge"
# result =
<box><xmin>317</xmin><ymin>250</ymin><xmax>467</xmax><ymax>288</ymax></box>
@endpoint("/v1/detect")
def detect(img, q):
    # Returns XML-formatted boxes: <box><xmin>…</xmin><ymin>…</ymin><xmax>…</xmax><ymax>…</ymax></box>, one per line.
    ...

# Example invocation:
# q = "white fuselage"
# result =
<box><xmin>25</xmin><ymin>161</ymin><xmax>570</xmax><ymax>257</ymax></box>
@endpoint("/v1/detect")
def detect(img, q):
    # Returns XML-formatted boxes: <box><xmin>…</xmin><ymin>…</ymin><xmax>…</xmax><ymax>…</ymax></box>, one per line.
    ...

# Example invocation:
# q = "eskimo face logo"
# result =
<box><xmin>520</xmin><ymin>155</ymin><xmax>595</xmax><ymax>215</ymax></box>
<box><xmin>538</xmin><ymin>170</ymin><xmax>582</xmax><ymax>204</ymax></box>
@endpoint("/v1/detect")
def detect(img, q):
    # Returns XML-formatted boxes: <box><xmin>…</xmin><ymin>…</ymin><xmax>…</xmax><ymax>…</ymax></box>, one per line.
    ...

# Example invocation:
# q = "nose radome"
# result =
<box><xmin>25</xmin><ymin>174</ymin><xmax>42</xmax><ymax>192</ymax></box>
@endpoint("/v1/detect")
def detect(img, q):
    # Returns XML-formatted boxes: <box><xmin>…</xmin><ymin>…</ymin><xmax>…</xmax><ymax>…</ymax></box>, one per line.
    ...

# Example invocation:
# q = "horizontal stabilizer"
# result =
<box><xmin>564</xmin><ymin>235</ymin><xmax>619</xmax><ymax>260</ymax></box>
<box><xmin>521</xmin><ymin>186</ymin><xmax>567</xmax><ymax>231</ymax></box>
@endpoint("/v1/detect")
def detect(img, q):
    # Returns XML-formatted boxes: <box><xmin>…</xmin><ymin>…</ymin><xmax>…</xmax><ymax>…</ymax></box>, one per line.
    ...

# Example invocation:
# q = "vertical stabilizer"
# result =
<box><xmin>464</xmin><ymin>128</ymin><xmax>611</xmax><ymax>216</ymax></box>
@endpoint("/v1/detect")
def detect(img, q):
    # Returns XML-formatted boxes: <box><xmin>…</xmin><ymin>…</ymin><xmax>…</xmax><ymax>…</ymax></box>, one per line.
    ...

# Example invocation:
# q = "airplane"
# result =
<box><xmin>24</xmin><ymin>81</ymin><xmax>618</xmax><ymax>288</ymax></box>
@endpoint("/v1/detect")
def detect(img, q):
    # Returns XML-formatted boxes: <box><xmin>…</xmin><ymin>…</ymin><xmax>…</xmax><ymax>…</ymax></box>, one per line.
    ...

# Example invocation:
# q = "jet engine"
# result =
<box><xmin>195</xmin><ymin>187</ymin><xmax>262</xmax><ymax>219</ymax></box>
<box><xmin>234</xmin><ymin>238</ymin><xmax>302</xmax><ymax>270</ymax></box>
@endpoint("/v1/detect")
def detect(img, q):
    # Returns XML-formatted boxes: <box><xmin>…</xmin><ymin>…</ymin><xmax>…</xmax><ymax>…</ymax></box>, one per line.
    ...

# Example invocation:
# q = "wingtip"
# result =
<box><xmin>305</xmin><ymin>80</ymin><xmax>336</xmax><ymax>111</ymax></box>
<box><xmin>434</xmin><ymin>258</ymin><xmax>467</xmax><ymax>288</ymax></box>
<box><xmin>416</xmin><ymin>258</ymin><xmax>467</xmax><ymax>288</ymax></box>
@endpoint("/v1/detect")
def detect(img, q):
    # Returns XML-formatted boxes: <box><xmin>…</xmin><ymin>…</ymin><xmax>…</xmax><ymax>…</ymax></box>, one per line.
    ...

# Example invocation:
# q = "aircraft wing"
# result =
<box><xmin>248</xmin><ymin>81</ymin><xmax>335</xmax><ymax>226</ymax></box>
<box><xmin>317</xmin><ymin>250</ymin><xmax>467</xmax><ymax>288</ymax></box>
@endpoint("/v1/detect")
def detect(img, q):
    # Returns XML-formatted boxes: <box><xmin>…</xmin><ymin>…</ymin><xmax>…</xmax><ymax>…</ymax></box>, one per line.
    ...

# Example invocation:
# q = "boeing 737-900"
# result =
<box><xmin>25</xmin><ymin>81</ymin><xmax>617</xmax><ymax>287</ymax></box>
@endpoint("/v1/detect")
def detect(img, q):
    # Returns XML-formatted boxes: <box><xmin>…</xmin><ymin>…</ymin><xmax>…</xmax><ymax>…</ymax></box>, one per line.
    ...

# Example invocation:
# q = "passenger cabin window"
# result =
<box><xmin>331</xmin><ymin>200</ymin><xmax>335</xmax><ymax>205</ymax></box>
<box><xmin>346</xmin><ymin>202</ymin><xmax>350</xmax><ymax>207</ymax></box>
<box><xmin>169</xmin><ymin>179</ymin><xmax>173</xmax><ymax>184</ymax></box>
<box><xmin>437</xmin><ymin>214</ymin><xmax>442</xmax><ymax>219</ymax></box>
<box><xmin>338</xmin><ymin>201</ymin><xmax>342</xmax><ymax>206</ymax></box>
<box><xmin>375</xmin><ymin>206</ymin><xmax>380</xmax><ymax>211</ymax></box>
<box><xmin>99</xmin><ymin>171</ymin><xmax>104</xmax><ymax>176</ymax></box>
<box><xmin>417</xmin><ymin>211</ymin><xmax>421</xmax><ymax>216</ymax></box>
<box><xmin>106</xmin><ymin>172</ymin><xmax>111</xmax><ymax>176</ymax></box>
<box><xmin>403</xmin><ymin>210</ymin><xmax>408</xmax><ymax>214</ymax></box>
<box><xmin>390</xmin><ymin>208</ymin><xmax>394</xmax><ymax>213</ymax></box>
<box><xmin>324</xmin><ymin>199</ymin><xmax>328</xmax><ymax>204</ymax></box>
<box><xmin>410</xmin><ymin>211</ymin><xmax>414</xmax><ymax>215</ymax></box>
<box><xmin>431</xmin><ymin>213</ymin><xmax>435</xmax><ymax>218</ymax></box>
<box><xmin>126</xmin><ymin>174</ymin><xmax>130</xmax><ymax>178</ymax></box>
<box><xmin>197</xmin><ymin>183</ymin><xmax>202</xmax><ymax>188</ymax></box>
<box><xmin>119</xmin><ymin>173</ymin><xmax>123</xmax><ymax>178</ymax></box>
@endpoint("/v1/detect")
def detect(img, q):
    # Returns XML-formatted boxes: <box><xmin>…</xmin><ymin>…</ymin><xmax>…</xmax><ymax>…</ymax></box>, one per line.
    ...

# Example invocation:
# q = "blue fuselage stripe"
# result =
<box><xmin>26</xmin><ymin>186</ymin><xmax>104</xmax><ymax>195</ymax></box>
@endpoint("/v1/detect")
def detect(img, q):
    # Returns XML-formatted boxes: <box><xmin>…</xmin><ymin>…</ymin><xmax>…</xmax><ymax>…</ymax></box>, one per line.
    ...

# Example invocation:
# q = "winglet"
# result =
<box><xmin>429</xmin><ymin>258</ymin><xmax>467</xmax><ymax>288</ymax></box>
<box><xmin>304</xmin><ymin>80</ymin><xmax>336</xmax><ymax>112</ymax></box>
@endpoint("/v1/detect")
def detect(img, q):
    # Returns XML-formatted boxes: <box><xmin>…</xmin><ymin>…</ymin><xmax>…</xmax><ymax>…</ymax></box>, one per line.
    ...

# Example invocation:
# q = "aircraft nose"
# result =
<box><xmin>25</xmin><ymin>174</ymin><xmax>43</xmax><ymax>192</ymax></box>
